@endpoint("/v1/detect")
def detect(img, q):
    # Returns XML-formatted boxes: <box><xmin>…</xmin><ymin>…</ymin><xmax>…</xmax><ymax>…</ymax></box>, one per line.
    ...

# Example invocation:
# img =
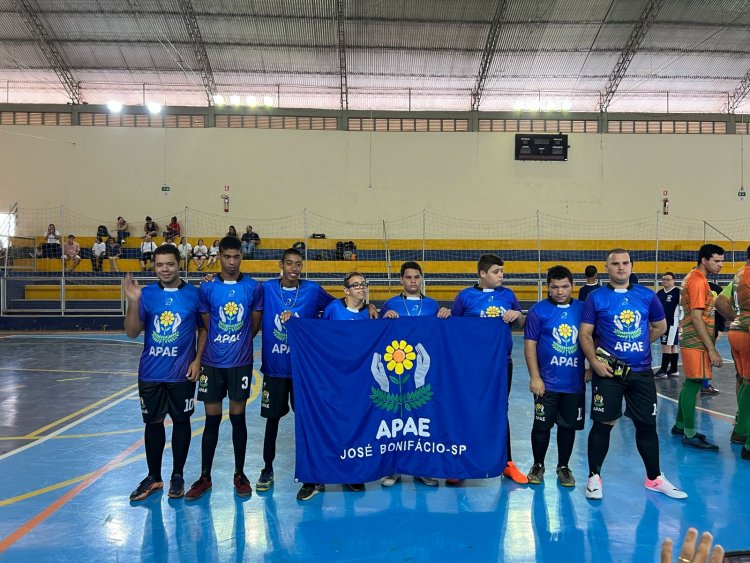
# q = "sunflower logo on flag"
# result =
<box><xmin>370</xmin><ymin>339</ymin><xmax>433</xmax><ymax>415</ymax></box>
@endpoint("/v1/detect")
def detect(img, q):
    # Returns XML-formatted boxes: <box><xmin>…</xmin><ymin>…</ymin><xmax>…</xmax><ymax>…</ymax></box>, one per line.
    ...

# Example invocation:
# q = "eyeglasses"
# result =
<box><xmin>346</xmin><ymin>282</ymin><xmax>368</xmax><ymax>289</ymax></box>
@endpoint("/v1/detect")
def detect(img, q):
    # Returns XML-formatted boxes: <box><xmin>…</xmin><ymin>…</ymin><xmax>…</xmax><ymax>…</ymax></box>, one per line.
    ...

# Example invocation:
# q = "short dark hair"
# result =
<box><xmin>154</xmin><ymin>244</ymin><xmax>180</xmax><ymax>262</ymax></box>
<box><xmin>547</xmin><ymin>265</ymin><xmax>573</xmax><ymax>285</ymax></box>
<box><xmin>663</xmin><ymin>271</ymin><xmax>675</xmax><ymax>279</ymax></box>
<box><xmin>344</xmin><ymin>271</ymin><xmax>365</xmax><ymax>286</ymax></box>
<box><xmin>282</xmin><ymin>247</ymin><xmax>303</xmax><ymax>262</ymax></box>
<box><xmin>584</xmin><ymin>265</ymin><xmax>597</xmax><ymax>278</ymax></box>
<box><xmin>477</xmin><ymin>253</ymin><xmax>503</xmax><ymax>274</ymax></box>
<box><xmin>606</xmin><ymin>248</ymin><xmax>629</xmax><ymax>261</ymax></box>
<box><xmin>219</xmin><ymin>236</ymin><xmax>242</xmax><ymax>252</ymax></box>
<box><xmin>697</xmin><ymin>243</ymin><xmax>724</xmax><ymax>266</ymax></box>
<box><xmin>145</xmin><ymin>216</ymin><xmax>152</xmax><ymax>221</ymax></box>
<box><xmin>400</xmin><ymin>261</ymin><xmax>422</xmax><ymax>276</ymax></box>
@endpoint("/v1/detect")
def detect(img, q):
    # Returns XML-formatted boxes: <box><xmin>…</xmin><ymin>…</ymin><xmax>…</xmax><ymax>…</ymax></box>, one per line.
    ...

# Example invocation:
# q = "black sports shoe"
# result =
<box><xmin>682</xmin><ymin>435</ymin><xmax>719</xmax><ymax>451</ymax></box>
<box><xmin>256</xmin><ymin>468</ymin><xmax>274</xmax><ymax>492</ymax></box>
<box><xmin>129</xmin><ymin>475</ymin><xmax>164</xmax><ymax>501</ymax></box>
<box><xmin>346</xmin><ymin>483</ymin><xmax>366</xmax><ymax>492</ymax></box>
<box><xmin>296</xmin><ymin>483</ymin><xmax>325</xmax><ymax>501</ymax></box>
<box><xmin>654</xmin><ymin>370</ymin><xmax>668</xmax><ymax>380</ymax></box>
<box><xmin>670</xmin><ymin>426</ymin><xmax>705</xmax><ymax>439</ymax></box>
<box><xmin>168</xmin><ymin>474</ymin><xmax>185</xmax><ymax>499</ymax></box>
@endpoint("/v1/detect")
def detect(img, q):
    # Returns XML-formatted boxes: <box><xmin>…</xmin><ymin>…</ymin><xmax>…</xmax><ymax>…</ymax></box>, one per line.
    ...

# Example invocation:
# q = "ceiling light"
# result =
<box><xmin>263</xmin><ymin>96</ymin><xmax>274</xmax><ymax>107</ymax></box>
<box><xmin>229</xmin><ymin>95</ymin><xmax>241</xmax><ymax>106</ymax></box>
<box><xmin>107</xmin><ymin>101</ymin><xmax>122</xmax><ymax>113</ymax></box>
<box><xmin>147</xmin><ymin>101</ymin><xmax>161</xmax><ymax>114</ymax></box>
<box><xmin>213</xmin><ymin>94</ymin><xmax>225</xmax><ymax>106</ymax></box>
<box><xmin>561</xmin><ymin>100</ymin><xmax>573</xmax><ymax>111</ymax></box>
<box><xmin>246</xmin><ymin>95</ymin><xmax>258</xmax><ymax>107</ymax></box>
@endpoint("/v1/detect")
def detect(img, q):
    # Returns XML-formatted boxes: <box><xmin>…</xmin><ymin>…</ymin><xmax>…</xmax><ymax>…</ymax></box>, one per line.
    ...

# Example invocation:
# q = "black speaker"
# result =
<box><xmin>515</xmin><ymin>134</ymin><xmax>568</xmax><ymax>161</ymax></box>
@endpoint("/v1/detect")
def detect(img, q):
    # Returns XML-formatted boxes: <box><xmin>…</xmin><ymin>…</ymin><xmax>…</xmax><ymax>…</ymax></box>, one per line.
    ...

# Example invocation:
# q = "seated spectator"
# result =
<box><xmin>164</xmin><ymin>216</ymin><xmax>181</xmax><ymax>238</ymax></box>
<box><xmin>144</xmin><ymin>216</ymin><xmax>159</xmax><ymax>238</ymax></box>
<box><xmin>40</xmin><ymin>223</ymin><xmax>61</xmax><ymax>258</ymax></box>
<box><xmin>91</xmin><ymin>236</ymin><xmax>106</xmax><ymax>272</ymax></box>
<box><xmin>241</xmin><ymin>225</ymin><xmax>261</xmax><ymax>259</ymax></box>
<box><xmin>177</xmin><ymin>236</ymin><xmax>192</xmax><ymax>269</ymax></box>
<box><xmin>140</xmin><ymin>235</ymin><xmax>157</xmax><ymax>272</ymax></box>
<box><xmin>106</xmin><ymin>236</ymin><xmax>121</xmax><ymax>273</ymax></box>
<box><xmin>114</xmin><ymin>216</ymin><xmax>130</xmax><ymax>245</ymax></box>
<box><xmin>207</xmin><ymin>239</ymin><xmax>220</xmax><ymax>268</ymax></box>
<box><xmin>227</xmin><ymin>225</ymin><xmax>239</xmax><ymax>238</ymax></box>
<box><xmin>161</xmin><ymin>234</ymin><xmax>176</xmax><ymax>247</ymax></box>
<box><xmin>192</xmin><ymin>238</ymin><xmax>208</xmax><ymax>271</ymax></box>
<box><xmin>63</xmin><ymin>235</ymin><xmax>81</xmax><ymax>272</ymax></box>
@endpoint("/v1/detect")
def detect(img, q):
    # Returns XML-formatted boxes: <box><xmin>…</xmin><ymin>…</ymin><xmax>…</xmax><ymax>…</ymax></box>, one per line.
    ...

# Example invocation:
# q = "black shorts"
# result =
<box><xmin>590</xmin><ymin>371</ymin><xmax>657</xmax><ymax>426</ymax></box>
<box><xmin>660</xmin><ymin>323</ymin><xmax>679</xmax><ymax>346</ymax></box>
<box><xmin>138</xmin><ymin>380</ymin><xmax>196</xmax><ymax>424</ymax></box>
<box><xmin>260</xmin><ymin>376</ymin><xmax>294</xmax><ymax>419</ymax></box>
<box><xmin>197</xmin><ymin>364</ymin><xmax>252</xmax><ymax>402</ymax></box>
<box><xmin>140</xmin><ymin>252</ymin><xmax>153</xmax><ymax>262</ymax></box>
<box><xmin>533</xmin><ymin>391</ymin><xmax>585</xmax><ymax>431</ymax></box>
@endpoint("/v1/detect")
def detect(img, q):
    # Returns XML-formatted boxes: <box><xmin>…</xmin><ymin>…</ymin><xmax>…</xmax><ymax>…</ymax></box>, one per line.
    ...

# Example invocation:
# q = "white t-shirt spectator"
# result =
<box><xmin>141</xmin><ymin>241</ymin><xmax>157</xmax><ymax>254</ymax></box>
<box><xmin>177</xmin><ymin>242</ymin><xmax>192</xmax><ymax>259</ymax></box>
<box><xmin>193</xmin><ymin>244</ymin><xmax>208</xmax><ymax>257</ymax></box>
<box><xmin>92</xmin><ymin>241</ymin><xmax>106</xmax><ymax>258</ymax></box>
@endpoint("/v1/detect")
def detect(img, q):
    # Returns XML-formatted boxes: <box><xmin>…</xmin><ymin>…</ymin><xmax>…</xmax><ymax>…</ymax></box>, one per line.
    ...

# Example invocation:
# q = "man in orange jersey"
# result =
<box><xmin>673</xmin><ymin>244</ymin><xmax>724</xmax><ymax>450</ymax></box>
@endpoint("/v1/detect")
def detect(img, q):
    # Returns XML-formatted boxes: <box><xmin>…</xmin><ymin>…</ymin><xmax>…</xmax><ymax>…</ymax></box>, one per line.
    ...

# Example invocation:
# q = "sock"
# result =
<box><xmin>506</xmin><ymin>361</ymin><xmax>513</xmax><ymax>461</ymax></box>
<box><xmin>200</xmin><ymin>414</ymin><xmax>222</xmax><ymax>479</ymax></box>
<box><xmin>556</xmin><ymin>427</ymin><xmax>576</xmax><ymax>468</ymax></box>
<box><xmin>674</xmin><ymin>384</ymin><xmax>685</xmax><ymax>429</ymax></box>
<box><xmin>737</xmin><ymin>383</ymin><xmax>750</xmax><ymax>438</ymax></box>
<box><xmin>531</xmin><ymin>428</ymin><xmax>550</xmax><ymax>466</ymax></box>
<box><xmin>660</xmin><ymin>354</ymin><xmax>670</xmax><ymax>372</ymax></box>
<box><xmin>263</xmin><ymin>418</ymin><xmax>281</xmax><ymax>471</ymax></box>
<box><xmin>171</xmin><ymin>419</ymin><xmax>191</xmax><ymax>477</ymax></box>
<box><xmin>229</xmin><ymin>412</ymin><xmax>248</xmax><ymax>475</ymax></box>
<box><xmin>144</xmin><ymin>422</ymin><xmax>166</xmax><ymax>481</ymax></box>
<box><xmin>587</xmin><ymin>421</ymin><xmax>613</xmax><ymax>476</ymax></box>
<box><xmin>702</xmin><ymin>379</ymin><xmax>711</xmax><ymax>389</ymax></box>
<box><xmin>669</xmin><ymin>353</ymin><xmax>679</xmax><ymax>373</ymax></box>
<box><xmin>679</xmin><ymin>379</ymin><xmax>702</xmax><ymax>438</ymax></box>
<box><xmin>635</xmin><ymin>422</ymin><xmax>661</xmax><ymax>481</ymax></box>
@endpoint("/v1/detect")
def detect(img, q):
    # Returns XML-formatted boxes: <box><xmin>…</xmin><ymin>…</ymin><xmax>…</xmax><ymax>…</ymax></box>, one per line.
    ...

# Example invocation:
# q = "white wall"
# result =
<box><xmin>0</xmin><ymin>126</ymin><xmax>747</xmax><ymax>222</ymax></box>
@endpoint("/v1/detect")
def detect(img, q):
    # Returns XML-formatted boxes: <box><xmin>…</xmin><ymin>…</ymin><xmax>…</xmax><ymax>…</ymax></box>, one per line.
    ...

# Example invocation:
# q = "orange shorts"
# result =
<box><xmin>729</xmin><ymin>331</ymin><xmax>750</xmax><ymax>379</ymax></box>
<box><xmin>681</xmin><ymin>348</ymin><xmax>712</xmax><ymax>380</ymax></box>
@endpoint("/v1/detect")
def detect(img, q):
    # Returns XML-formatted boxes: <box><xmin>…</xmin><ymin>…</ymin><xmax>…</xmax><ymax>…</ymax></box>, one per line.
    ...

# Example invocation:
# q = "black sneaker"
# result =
<box><xmin>256</xmin><ymin>468</ymin><xmax>274</xmax><ymax>492</ymax></box>
<box><xmin>682</xmin><ymin>435</ymin><xmax>719</xmax><ymax>451</ymax></box>
<box><xmin>526</xmin><ymin>463</ymin><xmax>545</xmax><ymax>485</ymax></box>
<box><xmin>556</xmin><ymin>466</ymin><xmax>575</xmax><ymax>487</ymax></box>
<box><xmin>700</xmin><ymin>385</ymin><xmax>720</xmax><ymax>396</ymax></box>
<box><xmin>297</xmin><ymin>483</ymin><xmax>325</xmax><ymax>501</ymax></box>
<box><xmin>670</xmin><ymin>426</ymin><xmax>705</xmax><ymax>439</ymax></box>
<box><xmin>346</xmin><ymin>483</ymin><xmax>366</xmax><ymax>492</ymax></box>
<box><xmin>129</xmin><ymin>475</ymin><xmax>164</xmax><ymax>501</ymax></box>
<box><xmin>168</xmin><ymin>474</ymin><xmax>185</xmax><ymax>499</ymax></box>
<box><xmin>654</xmin><ymin>370</ymin><xmax>668</xmax><ymax>380</ymax></box>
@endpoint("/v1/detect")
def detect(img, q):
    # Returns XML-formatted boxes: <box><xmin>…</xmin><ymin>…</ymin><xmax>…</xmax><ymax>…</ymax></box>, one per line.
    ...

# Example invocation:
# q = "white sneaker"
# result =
<box><xmin>585</xmin><ymin>474</ymin><xmax>603</xmax><ymax>499</ymax></box>
<box><xmin>380</xmin><ymin>474</ymin><xmax>401</xmax><ymax>487</ymax></box>
<box><xmin>415</xmin><ymin>477</ymin><xmax>439</xmax><ymax>487</ymax></box>
<box><xmin>645</xmin><ymin>473</ymin><xmax>688</xmax><ymax>499</ymax></box>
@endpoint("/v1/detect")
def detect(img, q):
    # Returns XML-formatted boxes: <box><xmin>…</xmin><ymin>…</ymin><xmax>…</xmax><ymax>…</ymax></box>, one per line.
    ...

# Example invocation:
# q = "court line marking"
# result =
<box><xmin>0</xmin><ymin>387</ymin><xmax>137</xmax><ymax>461</ymax></box>
<box><xmin>23</xmin><ymin>384</ymin><xmax>138</xmax><ymax>439</ymax></box>
<box><xmin>657</xmin><ymin>392</ymin><xmax>735</xmax><ymax>422</ymax></box>
<box><xmin>0</xmin><ymin>422</ymin><xmax>218</xmax><ymax>508</ymax></box>
<box><xmin>0</xmin><ymin>367</ymin><xmax>136</xmax><ymax>376</ymax></box>
<box><xmin>0</xmin><ymin>438</ymin><xmax>144</xmax><ymax>554</ymax></box>
<box><xmin>56</xmin><ymin>377</ymin><xmax>91</xmax><ymax>382</ymax></box>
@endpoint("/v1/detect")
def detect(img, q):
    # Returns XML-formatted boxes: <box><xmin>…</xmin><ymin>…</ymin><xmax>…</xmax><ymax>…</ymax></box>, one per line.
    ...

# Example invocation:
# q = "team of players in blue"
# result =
<box><xmin>125</xmin><ymin>240</ymin><xmax>688</xmax><ymax>503</ymax></box>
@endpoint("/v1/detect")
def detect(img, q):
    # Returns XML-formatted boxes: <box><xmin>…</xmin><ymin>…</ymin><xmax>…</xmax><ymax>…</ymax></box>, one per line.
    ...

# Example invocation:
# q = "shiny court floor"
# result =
<box><xmin>0</xmin><ymin>333</ymin><xmax>748</xmax><ymax>562</ymax></box>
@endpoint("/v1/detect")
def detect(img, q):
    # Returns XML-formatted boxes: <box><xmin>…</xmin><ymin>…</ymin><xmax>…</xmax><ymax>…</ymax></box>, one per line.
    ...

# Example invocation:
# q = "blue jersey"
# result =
<box><xmin>578</xmin><ymin>283</ymin><xmax>601</xmax><ymax>302</ymax></box>
<box><xmin>524</xmin><ymin>299</ymin><xmax>585</xmax><ymax>393</ymax></box>
<box><xmin>657</xmin><ymin>287</ymin><xmax>681</xmax><ymax>327</ymax></box>
<box><xmin>261</xmin><ymin>279</ymin><xmax>334</xmax><ymax>378</ymax></box>
<box><xmin>581</xmin><ymin>284</ymin><xmax>665</xmax><ymax>372</ymax></box>
<box><xmin>322</xmin><ymin>299</ymin><xmax>370</xmax><ymax>320</ymax></box>
<box><xmin>379</xmin><ymin>294</ymin><xmax>440</xmax><ymax>318</ymax></box>
<box><xmin>451</xmin><ymin>285</ymin><xmax>521</xmax><ymax>356</ymax></box>
<box><xmin>199</xmin><ymin>274</ymin><xmax>263</xmax><ymax>368</ymax></box>
<box><xmin>138</xmin><ymin>282</ymin><xmax>201</xmax><ymax>383</ymax></box>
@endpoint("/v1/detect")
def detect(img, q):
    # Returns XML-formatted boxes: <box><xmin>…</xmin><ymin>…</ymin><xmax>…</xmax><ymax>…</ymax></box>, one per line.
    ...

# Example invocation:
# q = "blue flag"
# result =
<box><xmin>287</xmin><ymin>317</ymin><xmax>510</xmax><ymax>484</ymax></box>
